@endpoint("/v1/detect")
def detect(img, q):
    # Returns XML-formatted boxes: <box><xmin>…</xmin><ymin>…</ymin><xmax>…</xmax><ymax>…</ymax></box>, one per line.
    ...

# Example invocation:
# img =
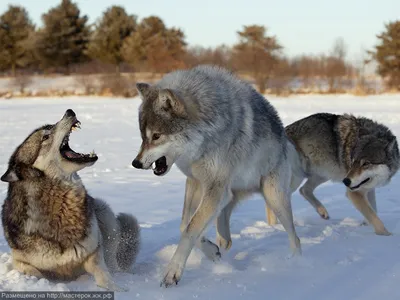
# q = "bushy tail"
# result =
<box><xmin>287</xmin><ymin>140</ymin><xmax>306</xmax><ymax>192</ymax></box>
<box><xmin>116</xmin><ymin>213</ymin><xmax>140</xmax><ymax>272</ymax></box>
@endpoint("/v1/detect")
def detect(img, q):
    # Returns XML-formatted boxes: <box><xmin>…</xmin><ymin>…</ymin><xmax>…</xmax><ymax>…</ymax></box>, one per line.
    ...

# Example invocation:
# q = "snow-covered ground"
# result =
<box><xmin>0</xmin><ymin>94</ymin><xmax>399</xmax><ymax>299</ymax></box>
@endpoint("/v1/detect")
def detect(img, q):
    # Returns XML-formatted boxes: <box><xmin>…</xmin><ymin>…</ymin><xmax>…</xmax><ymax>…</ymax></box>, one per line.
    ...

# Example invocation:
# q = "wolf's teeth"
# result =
<box><xmin>76</xmin><ymin>122</ymin><xmax>81</xmax><ymax>129</ymax></box>
<box><xmin>89</xmin><ymin>150</ymin><xmax>96</xmax><ymax>157</ymax></box>
<box><xmin>152</xmin><ymin>162</ymin><xmax>156</xmax><ymax>170</ymax></box>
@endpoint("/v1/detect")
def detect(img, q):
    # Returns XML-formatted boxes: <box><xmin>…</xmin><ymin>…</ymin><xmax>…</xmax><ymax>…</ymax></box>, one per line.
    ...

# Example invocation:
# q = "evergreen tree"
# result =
<box><xmin>122</xmin><ymin>16</ymin><xmax>186</xmax><ymax>73</ymax></box>
<box><xmin>35</xmin><ymin>0</ymin><xmax>90</xmax><ymax>74</ymax></box>
<box><xmin>232</xmin><ymin>25</ymin><xmax>282</xmax><ymax>93</ymax></box>
<box><xmin>0</xmin><ymin>5</ymin><xmax>35</xmax><ymax>76</ymax></box>
<box><xmin>369</xmin><ymin>21</ymin><xmax>400</xmax><ymax>90</ymax></box>
<box><xmin>87</xmin><ymin>6</ymin><xmax>136</xmax><ymax>74</ymax></box>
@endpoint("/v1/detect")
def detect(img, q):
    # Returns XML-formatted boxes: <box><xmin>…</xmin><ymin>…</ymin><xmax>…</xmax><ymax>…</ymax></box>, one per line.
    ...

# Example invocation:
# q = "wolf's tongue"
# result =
<box><xmin>65</xmin><ymin>151</ymin><xmax>81</xmax><ymax>158</ymax></box>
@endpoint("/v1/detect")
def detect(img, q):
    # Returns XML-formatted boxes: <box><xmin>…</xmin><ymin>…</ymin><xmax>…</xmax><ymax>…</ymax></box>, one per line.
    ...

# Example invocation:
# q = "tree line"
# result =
<box><xmin>0</xmin><ymin>0</ymin><xmax>399</xmax><ymax>93</ymax></box>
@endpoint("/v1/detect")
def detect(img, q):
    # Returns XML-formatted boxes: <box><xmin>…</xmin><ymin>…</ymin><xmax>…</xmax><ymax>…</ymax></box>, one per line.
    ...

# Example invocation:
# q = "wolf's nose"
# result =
<box><xmin>65</xmin><ymin>109</ymin><xmax>76</xmax><ymax>118</ymax></box>
<box><xmin>343</xmin><ymin>178</ymin><xmax>351</xmax><ymax>187</ymax></box>
<box><xmin>132</xmin><ymin>159</ymin><xmax>143</xmax><ymax>169</ymax></box>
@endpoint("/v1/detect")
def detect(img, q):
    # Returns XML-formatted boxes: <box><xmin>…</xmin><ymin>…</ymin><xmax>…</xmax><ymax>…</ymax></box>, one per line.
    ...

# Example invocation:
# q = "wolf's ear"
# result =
<box><xmin>136</xmin><ymin>82</ymin><xmax>152</xmax><ymax>100</ymax></box>
<box><xmin>386</xmin><ymin>135</ymin><xmax>397</xmax><ymax>152</ymax></box>
<box><xmin>157</xmin><ymin>89</ymin><xmax>187</xmax><ymax>116</ymax></box>
<box><xmin>1</xmin><ymin>167</ymin><xmax>19</xmax><ymax>183</ymax></box>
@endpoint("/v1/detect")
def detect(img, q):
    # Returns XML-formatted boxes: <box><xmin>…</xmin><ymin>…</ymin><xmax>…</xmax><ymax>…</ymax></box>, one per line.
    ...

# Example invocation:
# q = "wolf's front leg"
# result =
<box><xmin>84</xmin><ymin>248</ymin><xmax>126</xmax><ymax>292</ymax></box>
<box><xmin>161</xmin><ymin>179</ymin><xmax>230</xmax><ymax>287</ymax></box>
<box><xmin>180</xmin><ymin>177</ymin><xmax>221</xmax><ymax>262</ymax></box>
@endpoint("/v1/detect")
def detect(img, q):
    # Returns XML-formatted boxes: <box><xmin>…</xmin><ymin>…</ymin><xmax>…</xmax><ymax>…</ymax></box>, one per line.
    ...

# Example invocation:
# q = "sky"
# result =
<box><xmin>0</xmin><ymin>0</ymin><xmax>399</xmax><ymax>62</ymax></box>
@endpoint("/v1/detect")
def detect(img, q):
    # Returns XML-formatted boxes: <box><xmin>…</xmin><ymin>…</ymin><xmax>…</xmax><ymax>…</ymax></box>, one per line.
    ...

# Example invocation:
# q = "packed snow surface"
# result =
<box><xmin>0</xmin><ymin>94</ymin><xmax>399</xmax><ymax>300</ymax></box>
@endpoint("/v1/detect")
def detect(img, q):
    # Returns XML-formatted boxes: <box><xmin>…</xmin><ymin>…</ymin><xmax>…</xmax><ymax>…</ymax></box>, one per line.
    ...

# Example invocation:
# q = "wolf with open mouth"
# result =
<box><xmin>1</xmin><ymin>109</ymin><xmax>140</xmax><ymax>291</ymax></box>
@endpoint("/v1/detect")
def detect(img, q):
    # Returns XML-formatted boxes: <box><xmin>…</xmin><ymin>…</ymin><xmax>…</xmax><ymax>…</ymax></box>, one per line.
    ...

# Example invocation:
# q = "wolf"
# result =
<box><xmin>1</xmin><ymin>109</ymin><xmax>140</xmax><ymax>291</ymax></box>
<box><xmin>131</xmin><ymin>65</ymin><xmax>302</xmax><ymax>287</ymax></box>
<box><xmin>284</xmin><ymin>113</ymin><xmax>400</xmax><ymax>235</ymax></box>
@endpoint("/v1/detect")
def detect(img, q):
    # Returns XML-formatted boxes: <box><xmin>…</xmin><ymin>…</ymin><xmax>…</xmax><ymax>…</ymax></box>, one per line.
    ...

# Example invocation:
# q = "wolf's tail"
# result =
<box><xmin>287</xmin><ymin>140</ymin><xmax>306</xmax><ymax>192</ymax></box>
<box><xmin>116</xmin><ymin>213</ymin><xmax>140</xmax><ymax>272</ymax></box>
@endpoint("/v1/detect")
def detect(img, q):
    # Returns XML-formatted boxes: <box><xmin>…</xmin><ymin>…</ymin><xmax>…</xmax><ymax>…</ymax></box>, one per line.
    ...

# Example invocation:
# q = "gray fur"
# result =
<box><xmin>1</xmin><ymin>110</ymin><xmax>140</xmax><ymax>291</ymax></box>
<box><xmin>133</xmin><ymin>65</ymin><xmax>301</xmax><ymax>287</ymax></box>
<box><xmin>285</xmin><ymin>112</ymin><xmax>399</xmax><ymax>234</ymax></box>
<box><xmin>116</xmin><ymin>213</ymin><xmax>141</xmax><ymax>272</ymax></box>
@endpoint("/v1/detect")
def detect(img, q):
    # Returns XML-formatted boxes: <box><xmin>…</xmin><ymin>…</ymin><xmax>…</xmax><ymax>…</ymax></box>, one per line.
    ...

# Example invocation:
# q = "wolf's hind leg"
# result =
<box><xmin>13</xmin><ymin>259</ymin><xmax>44</xmax><ymax>278</ymax></box>
<box><xmin>299</xmin><ymin>176</ymin><xmax>330</xmax><ymax>219</ymax></box>
<box><xmin>261</xmin><ymin>164</ymin><xmax>302</xmax><ymax>256</ymax></box>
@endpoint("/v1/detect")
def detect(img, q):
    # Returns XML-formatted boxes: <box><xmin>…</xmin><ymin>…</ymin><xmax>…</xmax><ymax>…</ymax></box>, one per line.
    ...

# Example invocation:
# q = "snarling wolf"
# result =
<box><xmin>286</xmin><ymin>113</ymin><xmax>399</xmax><ymax>235</ymax></box>
<box><xmin>132</xmin><ymin>65</ymin><xmax>301</xmax><ymax>287</ymax></box>
<box><xmin>1</xmin><ymin>109</ymin><xmax>140</xmax><ymax>291</ymax></box>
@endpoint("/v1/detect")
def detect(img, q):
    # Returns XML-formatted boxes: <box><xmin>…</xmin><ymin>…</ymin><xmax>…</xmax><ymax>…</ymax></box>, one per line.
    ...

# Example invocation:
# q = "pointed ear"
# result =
<box><xmin>1</xmin><ymin>167</ymin><xmax>19</xmax><ymax>183</ymax></box>
<box><xmin>136</xmin><ymin>82</ymin><xmax>152</xmax><ymax>100</ymax></box>
<box><xmin>386</xmin><ymin>136</ymin><xmax>397</xmax><ymax>152</ymax></box>
<box><xmin>157</xmin><ymin>89</ymin><xmax>187</xmax><ymax>117</ymax></box>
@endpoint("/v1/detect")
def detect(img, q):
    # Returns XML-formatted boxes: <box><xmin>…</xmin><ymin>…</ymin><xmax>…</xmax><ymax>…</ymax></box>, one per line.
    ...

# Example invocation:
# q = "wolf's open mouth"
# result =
<box><xmin>350</xmin><ymin>177</ymin><xmax>370</xmax><ymax>190</ymax></box>
<box><xmin>59</xmin><ymin>120</ymin><xmax>98</xmax><ymax>164</ymax></box>
<box><xmin>152</xmin><ymin>156</ymin><xmax>168</xmax><ymax>176</ymax></box>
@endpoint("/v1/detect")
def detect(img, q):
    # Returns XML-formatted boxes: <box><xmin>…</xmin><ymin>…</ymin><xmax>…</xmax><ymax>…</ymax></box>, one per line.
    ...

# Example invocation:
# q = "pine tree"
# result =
<box><xmin>369</xmin><ymin>21</ymin><xmax>400</xmax><ymax>90</ymax></box>
<box><xmin>87</xmin><ymin>6</ymin><xmax>136</xmax><ymax>74</ymax></box>
<box><xmin>0</xmin><ymin>5</ymin><xmax>35</xmax><ymax>76</ymax></box>
<box><xmin>122</xmin><ymin>16</ymin><xmax>186</xmax><ymax>73</ymax></box>
<box><xmin>35</xmin><ymin>0</ymin><xmax>90</xmax><ymax>74</ymax></box>
<box><xmin>232</xmin><ymin>25</ymin><xmax>282</xmax><ymax>93</ymax></box>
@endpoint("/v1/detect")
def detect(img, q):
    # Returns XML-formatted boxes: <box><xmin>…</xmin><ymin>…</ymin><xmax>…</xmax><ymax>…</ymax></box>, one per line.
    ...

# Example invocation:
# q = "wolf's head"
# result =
<box><xmin>131</xmin><ymin>82</ymin><xmax>198</xmax><ymax>176</ymax></box>
<box><xmin>1</xmin><ymin>109</ymin><xmax>98</xmax><ymax>183</ymax></box>
<box><xmin>342</xmin><ymin>135</ymin><xmax>398</xmax><ymax>191</ymax></box>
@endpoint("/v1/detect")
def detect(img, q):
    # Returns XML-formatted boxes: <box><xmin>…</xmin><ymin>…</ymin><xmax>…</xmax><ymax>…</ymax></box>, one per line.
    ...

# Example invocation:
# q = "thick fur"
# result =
<box><xmin>133</xmin><ymin>65</ymin><xmax>301</xmax><ymax>287</ymax></box>
<box><xmin>285</xmin><ymin>113</ymin><xmax>399</xmax><ymax>235</ymax></box>
<box><xmin>1</xmin><ymin>110</ymin><xmax>140</xmax><ymax>291</ymax></box>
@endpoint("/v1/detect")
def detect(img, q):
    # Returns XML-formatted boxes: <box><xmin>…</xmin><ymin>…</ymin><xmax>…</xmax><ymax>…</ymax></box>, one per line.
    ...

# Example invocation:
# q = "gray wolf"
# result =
<box><xmin>131</xmin><ymin>65</ymin><xmax>301</xmax><ymax>287</ymax></box>
<box><xmin>1</xmin><ymin>109</ymin><xmax>140</xmax><ymax>291</ymax></box>
<box><xmin>285</xmin><ymin>113</ymin><xmax>399</xmax><ymax>235</ymax></box>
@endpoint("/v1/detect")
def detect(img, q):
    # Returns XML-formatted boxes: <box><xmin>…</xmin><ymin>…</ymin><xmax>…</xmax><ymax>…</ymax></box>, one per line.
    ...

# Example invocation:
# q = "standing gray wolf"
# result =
<box><xmin>131</xmin><ymin>65</ymin><xmax>301</xmax><ymax>287</ymax></box>
<box><xmin>285</xmin><ymin>113</ymin><xmax>399</xmax><ymax>235</ymax></box>
<box><xmin>1</xmin><ymin>109</ymin><xmax>140</xmax><ymax>291</ymax></box>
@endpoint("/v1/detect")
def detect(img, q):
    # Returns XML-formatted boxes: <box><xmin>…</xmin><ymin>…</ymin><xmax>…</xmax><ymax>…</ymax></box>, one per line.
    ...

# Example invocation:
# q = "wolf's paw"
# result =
<box><xmin>200</xmin><ymin>238</ymin><xmax>221</xmax><ymax>262</ymax></box>
<box><xmin>375</xmin><ymin>228</ymin><xmax>392</xmax><ymax>236</ymax></box>
<box><xmin>317</xmin><ymin>207</ymin><xmax>330</xmax><ymax>220</ymax></box>
<box><xmin>216</xmin><ymin>235</ymin><xmax>232</xmax><ymax>251</ymax></box>
<box><xmin>160</xmin><ymin>262</ymin><xmax>183</xmax><ymax>288</ymax></box>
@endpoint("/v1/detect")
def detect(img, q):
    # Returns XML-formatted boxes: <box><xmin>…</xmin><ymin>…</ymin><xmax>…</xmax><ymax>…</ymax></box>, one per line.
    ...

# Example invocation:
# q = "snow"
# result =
<box><xmin>0</xmin><ymin>94</ymin><xmax>400</xmax><ymax>299</ymax></box>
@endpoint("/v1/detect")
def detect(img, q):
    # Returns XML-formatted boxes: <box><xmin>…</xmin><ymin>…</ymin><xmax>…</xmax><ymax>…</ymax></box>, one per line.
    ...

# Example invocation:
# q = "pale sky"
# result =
<box><xmin>1</xmin><ymin>0</ymin><xmax>399</xmax><ymax>61</ymax></box>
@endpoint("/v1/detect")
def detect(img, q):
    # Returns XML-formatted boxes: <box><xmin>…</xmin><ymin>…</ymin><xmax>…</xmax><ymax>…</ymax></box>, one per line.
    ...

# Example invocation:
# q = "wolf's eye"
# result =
<box><xmin>362</xmin><ymin>160</ymin><xmax>371</xmax><ymax>167</ymax></box>
<box><xmin>152</xmin><ymin>133</ymin><xmax>161</xmax><ymax>141</ymax></box>
<box><xmin>42</xmin><ymin>134</ymin><xmax>50</xmax><ymax>141</ymax></box>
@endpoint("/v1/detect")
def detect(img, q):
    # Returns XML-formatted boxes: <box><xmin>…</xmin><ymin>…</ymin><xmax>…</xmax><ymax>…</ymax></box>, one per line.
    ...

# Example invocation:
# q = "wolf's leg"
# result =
<box><xmin>216</xmin><ymin>191</ymin><xmax>248</xmax><ymax>251</ymax></box>
<box><xmin>161</xmin><ymin>177</ymin><xmax>231</xmax><ymax>287</ymax></box>
<box><xmin>346</xmin><ymin>190</ymin><xmax>390</xmax><ymax>236</ymax></box>
<box><xmin>299</xmin><ymin>176</ymin><xmax>330</xmax><ymax>219</ymax></box>
<box><xmin>13</xmin><ymin>259</ymin><xmax>44</xmax><ymax>278</ymax></box>
<box><xmin>261</xmin><ymin>164</ymin><xmax>302</xmax><ymax>256</ymax></box>
<box><xmin>83</xmin><ymin>248</ymin><xmax>126</xmax><ymax>292</ymax></box>
<box><xmin>367</xmin><ymin>188</ymin><xmax>377</xmax><ymax>213</ymax></box>
<box><xmin>361</xmin><ymin>188</ymin><xmax>377</xmax><ymax>225</ymax></box>
<box><xmin>93</xmin><ymin>199</ymin><xmax>120</xmax><ymax>273</ymax></box>
<box><xmin>180</xmin><ymin>177</ymin><xmax>220</xmax><ymax>261</ymax></box>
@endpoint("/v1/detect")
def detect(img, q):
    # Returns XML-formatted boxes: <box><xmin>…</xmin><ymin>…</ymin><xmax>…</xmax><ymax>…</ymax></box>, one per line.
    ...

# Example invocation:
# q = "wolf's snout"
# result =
<box><xmin>132</xmin><ymin>159</ymin><xmax>143</xmax><ymax>169</ymax></box>
<box><xmin>65</xmin><ymin>109</ymin><xmax>76</xmax><ymax>118</ymax></box>
<box><xmin>343</xmin><ymin>178</ymin><xmax>351</xmax><ymax>187</ymax></box>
